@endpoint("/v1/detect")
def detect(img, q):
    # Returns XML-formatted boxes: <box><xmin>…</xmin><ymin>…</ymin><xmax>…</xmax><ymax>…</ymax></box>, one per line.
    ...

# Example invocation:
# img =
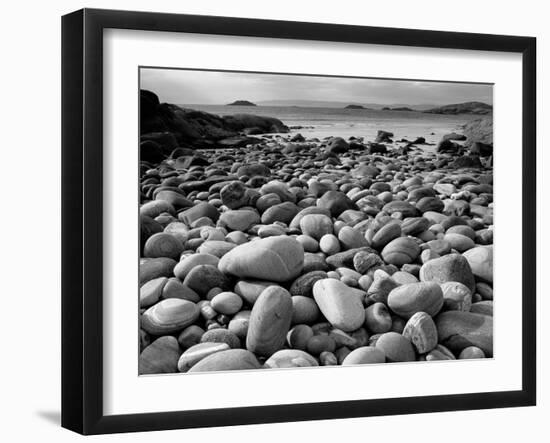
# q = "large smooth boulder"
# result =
<box><xmin>219</xmin><ymin>236</ymin><xmax>304</xmax><ymax>282</ymax></box>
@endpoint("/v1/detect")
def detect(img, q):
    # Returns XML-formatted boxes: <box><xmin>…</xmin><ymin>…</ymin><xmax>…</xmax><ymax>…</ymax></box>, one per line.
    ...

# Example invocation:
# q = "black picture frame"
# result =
<box><xmin>61</xmin><ymin>8</ymin><xmax>537</xmax><ymax>435</ymax></box>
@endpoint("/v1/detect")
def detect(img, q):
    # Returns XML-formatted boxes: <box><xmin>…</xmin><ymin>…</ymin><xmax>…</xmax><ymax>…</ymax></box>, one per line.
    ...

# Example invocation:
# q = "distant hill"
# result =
<box><xmin>227</xmin><ymin>100</ymin><xmax>257</xmax><ymax>106</ymax></box>
<box><xmin>256</xmin><ymin>99</ymin><xmax>439</xmax><ymax>110</ymax></box>
<box><xmin>345</xmin><ymin>104</ymin><xmax>365</xmax><ymax>109</ymax></box>
<box><xmin>424</xmin><ymin>101</ymin><xmax>492</xmax><ymax>115</ymax></box>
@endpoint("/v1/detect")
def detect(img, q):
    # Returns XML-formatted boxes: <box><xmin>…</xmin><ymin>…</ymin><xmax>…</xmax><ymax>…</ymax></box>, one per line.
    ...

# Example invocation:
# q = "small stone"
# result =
<box><xmin>319</xmin><ymin>234</ymin><xmax>341</xmax><ymax>255</ymax></box>
<box><xmin>210</xmin><ymin>291</ymin><xmax>243</xmax><ymax>315</ymax></box>
<box><xmin>441</xmin><ymin>281</ymin><xmax>472</xmax><ymax>311</ymax></box>
<box><xmin>458</xmin><ymin>346</ymin><xmax>486</xmax><ymax>359</ymax></box>
<box><xmin>200</xmin><ymin>328</ymin><xmax>241</xmax><ymax>349</ymax></box>
<box><xmin>291</xmin><ymin>295</ymin><xmax>321</xmax><ymax>324</ymax></box>
<box><xmin>364</xmin><ymin>302</ymin><xmax>393</xmax><ymax>334</ymax></box>
<box><xmin>419</xmin><ymin>253</ymin><xmax>476</xmax><ymax>293</ymax></box>
<box><xmin>313</xmin><ymin>279</ymin><xmax>366</xmax><ymax>332</ymax></box>
<box><xmin>219</xmin><ymin>210</ymin><xmax>260</xmax><ymax>231</ymax></box>
<box><xmin>353</xmin><ymin>251</ymin><xmax>384</xmax><ymax>274</ymax></box>
<box><xmin>381</xmin><ymin>237</ymin><xmax>421</xmax><ymax>266</ymax></box>
<box><xmin>375</xmin><ymin>332</ymin><xmax>415</xmax><ymax>362</ymax></box>
<box><xmin>139</xmin><ymin>336</ymin><xmax>180</xmax><ymax>374</ymax></box>
<box><xmin>338</xmin><ymin>226</ymin><xmax>368</xmax><ymax>250</ymax></box>
<box><xmin>306</xmin><ymin>335</ymin><xmax>336</xmax><ymax>355</ymax></box>
<box><xmin>317</xmin><ymin>191</ymin><xmax>356</xmax><ymax>217</ymax></box>
<box><xmin>220</xmin><ymin>181</ymin><xmax>249</xmax><ymax>209</ymax></box>
<box><xmin>287</xmin><ymin>324</ymin><xmax>314</xmax><ymax>350</ymax></box>
<box><xmin>402</xmin><ymin>312</ymin><xmax>438</xmax><ymax>353</ymax></box>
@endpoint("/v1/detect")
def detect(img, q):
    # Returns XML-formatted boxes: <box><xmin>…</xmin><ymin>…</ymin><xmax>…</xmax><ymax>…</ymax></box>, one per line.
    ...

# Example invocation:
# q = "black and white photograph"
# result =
<box><xmin>138</xmin><ymin>68</ymin><xmax>494</xmax><ymax>374</ymax></box>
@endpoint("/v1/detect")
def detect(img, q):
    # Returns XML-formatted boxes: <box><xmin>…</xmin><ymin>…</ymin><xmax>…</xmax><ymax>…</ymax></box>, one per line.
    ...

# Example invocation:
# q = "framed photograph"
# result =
<box><xmin>61</xmin><ymin>8</ymin><xmax>536</xmax><ymax>435</ymax></box>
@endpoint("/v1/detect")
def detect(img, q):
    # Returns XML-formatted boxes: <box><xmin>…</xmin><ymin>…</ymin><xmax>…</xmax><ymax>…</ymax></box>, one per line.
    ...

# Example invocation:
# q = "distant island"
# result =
<box><xmin>344</xmin><ymin>104</ymin><xmax>365</xmax><ymax>109</ymax></box>
<box><xmin>227</xmin><ymin>100</ymin><xmax>257</xmax><ymax>106</ymax></box>
<box><xmin>382</xmin><ymin>106</ymin><xmax>415</xmax><ymax>111</ymax></box>
<box><xmin>424</xmin><ymin>101</ymin><xmax>492</xmax><ymax>115</ymax></box>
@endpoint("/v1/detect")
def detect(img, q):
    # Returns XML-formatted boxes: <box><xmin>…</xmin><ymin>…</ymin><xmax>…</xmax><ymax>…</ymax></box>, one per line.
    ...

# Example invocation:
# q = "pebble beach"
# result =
<box><xmin>138</xmin><ymin>98</ymin><xmax>494</xmax><ymax>375</ymax></box>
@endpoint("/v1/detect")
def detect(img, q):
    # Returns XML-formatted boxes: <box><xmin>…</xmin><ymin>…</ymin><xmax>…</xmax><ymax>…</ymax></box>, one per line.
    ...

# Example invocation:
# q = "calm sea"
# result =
<box><xmin>183</xmin><ymin>105</ymin><xmax>482</xmax><ymax>149</ymax></box>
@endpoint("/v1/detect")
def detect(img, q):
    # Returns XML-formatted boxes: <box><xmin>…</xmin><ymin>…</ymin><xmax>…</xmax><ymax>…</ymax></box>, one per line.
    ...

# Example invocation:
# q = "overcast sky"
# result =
<box><xmin>140</xmin><ymin>68</ymin><xmax>492</xmax><ymax>106</ymax></box>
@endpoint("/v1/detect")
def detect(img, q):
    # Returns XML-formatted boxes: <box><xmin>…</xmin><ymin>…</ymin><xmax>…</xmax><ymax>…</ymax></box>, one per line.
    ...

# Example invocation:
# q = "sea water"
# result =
<box><xmin>183</xmin><ymin>104</ymin><xmax>483</xmax><ymax>150</ymax></box>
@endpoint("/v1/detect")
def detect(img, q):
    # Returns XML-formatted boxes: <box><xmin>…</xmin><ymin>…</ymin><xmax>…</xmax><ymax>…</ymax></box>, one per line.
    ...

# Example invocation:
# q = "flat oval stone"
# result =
<box><xmin>140</xmin><ymin>200</ymin><xmax>176</xmax><ymax>218</ymax></box>
<box><xmin>173</xmin><ymin>253</ymin><xmax>219</xmax><ymax>280</ymax></box>
<box><xmin>177</xmin><ymin>342</ymin><xmax>230</xmax><ymax>372</ymax></box>
<box><xmin>219</xmin><ymin>236</ymin><xmax>304</xmax><ymax>282</ymax></box>
<box><xmin>261</xmin><ymin>201</ymin><xmax>299</xmax><ymax>224</ymax></box>
<box><xmin>141</xmin><ymin>298</ymin><xmax>200</xmax><ymax>335</ymax></box>
<box><xmin>219</xmin><ymin>210</ymin><xmax>260</xmax><ymax>231</ymax></box>
<box><xmin>246</xmin><ymin>286</ymin><xmax>293</xmax><ymax>356</ymax></box>
<box><xmin>443</xmin><ymin>233</ymin><xmax>475</xmax><ymax>252</ymax></box>
<box><xmin>313</xmin><ymin>279</ymin><xmax>366</xmax><ymax>332</ymax></box>
<box><xmin>401</xmin><ymin>217</ymin><xmax>430</xmax><ymax>236</ymax></box>
<box><xmin>264</xmin><ymin>349</ymin><xmax>318</xmax><ymax>368</ymax></box>
<box><xmin>381</xmin><ymin>237</ymin><xmax>421</xmax><ymax>266</ymax></box>
<box><xmin>342</xmin><ymin>346</ymin><xmax>386</xmax><ymax>365</ymax></box>
<box><xmin>210</xmin><ymin>291</ymin><xmax>243</xmax><ymax>315</ymax></box>
<box><xmin>139</xmin><ymin>336</ymin><xmax>180</xmax><ymax>374</ymax></box>
<box><xmin>188</xmin><ymin>349</ymin><xmax>260</xmax><ymax>372</ymax></box>
<box><xmin>387</xmin><ymin>281</ymin><xmax>444</xmax><ymax>319</ymax></box>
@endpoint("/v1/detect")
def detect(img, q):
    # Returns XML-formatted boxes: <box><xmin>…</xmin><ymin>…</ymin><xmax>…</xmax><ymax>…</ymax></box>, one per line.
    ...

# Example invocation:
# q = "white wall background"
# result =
<box><xmin>0</xmin><ymin>0</ymin><xmax>545</xmax><ymax>440</ymax></box>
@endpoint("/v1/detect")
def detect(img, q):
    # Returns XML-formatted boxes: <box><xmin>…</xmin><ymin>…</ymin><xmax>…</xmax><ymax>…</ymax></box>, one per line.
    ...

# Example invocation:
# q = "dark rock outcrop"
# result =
<box><xmin>375</xmin><ymin>130</ymin><xmax>394</xmax><ymax>143</ymax></box>
<box><xmin>462</xmin><ymin>118</ymin><xmax>493</xmax><ymax>147</ymax></box>
<box><xmin>139</xmin><ymin>90</ymin><xmax>289</xmax><ymax>150</ymax></box>
<box><xmin>345</xmin><ymin>104</ymin><xmax>365</xmax><ymax>109</ymax></box>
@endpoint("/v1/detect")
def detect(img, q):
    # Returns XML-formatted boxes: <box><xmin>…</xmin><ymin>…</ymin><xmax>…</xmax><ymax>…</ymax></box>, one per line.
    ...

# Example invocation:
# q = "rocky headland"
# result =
<box><xmin>424</xmin><ymin>101</ymin><xmax>492</xmax><ymax>115</ymax></box>
<box><xmin>138</xmin><ymin>90</ymin><xmax>494</xmax><ymax>374</ymax></box>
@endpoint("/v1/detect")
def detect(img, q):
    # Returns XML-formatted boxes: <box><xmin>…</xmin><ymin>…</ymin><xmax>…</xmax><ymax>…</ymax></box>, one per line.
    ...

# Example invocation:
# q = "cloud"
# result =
<box><xmin>140</xmin><ymin>68</ymin><xmax>492</xmax><ymax>106</ymax></box>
